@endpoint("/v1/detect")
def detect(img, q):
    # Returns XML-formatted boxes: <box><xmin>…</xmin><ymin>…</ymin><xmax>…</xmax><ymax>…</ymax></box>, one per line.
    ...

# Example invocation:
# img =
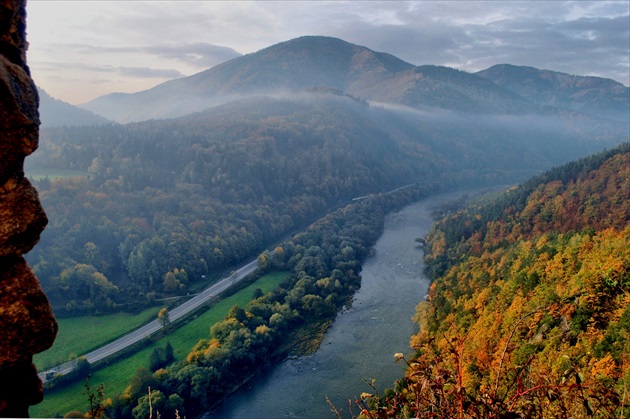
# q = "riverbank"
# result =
<box><xmin>212</xmin><ymin>190</ymin><xmax>482</xmax><ymax>418</ymax></box>
<box><xmin>30</xmin><ymin>272</ymin><xmax>289</xmax><ymax>418</ymax></box>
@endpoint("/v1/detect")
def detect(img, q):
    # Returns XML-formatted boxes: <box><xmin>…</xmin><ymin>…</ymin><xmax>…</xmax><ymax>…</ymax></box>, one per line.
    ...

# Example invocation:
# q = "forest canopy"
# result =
<box><xmin>362</xmin><ymin>143</ymin><xmax>630</xmax><ymax>418</ymax></box>
<box><xmin>27</xmin><ymin>92</ymin><xmax>622</xmax><ymax>314</ymax></box>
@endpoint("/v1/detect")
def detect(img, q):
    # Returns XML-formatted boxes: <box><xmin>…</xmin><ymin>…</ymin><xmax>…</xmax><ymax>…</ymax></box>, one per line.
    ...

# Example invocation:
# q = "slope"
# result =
<box><xmin>28</xmin><ymin>89</ymin><xmax>629</xmax><ymax>313</ymax></box>
<box><xmin>365</xmin><ymin>144</ymin><xmax>630</xmax><ymax>417</ymax></box>
<box><xmin>477</xmin><ymin>64</ymin><xmax>630</xmax><ymax>121</ymax></box>
<box><xmin>38</xmin><ymin>87</ymin><xmax>111</xmax><ymax>127</ymax></box>
<box><xmin>81</xmin><ymin>36</ymin><xmax>416</xmax><ymax>123</ymax></box>
<box><xmin>81</xmin><ymin>37</ymin><xmax>629</xmax><ymax>125</ymax></box>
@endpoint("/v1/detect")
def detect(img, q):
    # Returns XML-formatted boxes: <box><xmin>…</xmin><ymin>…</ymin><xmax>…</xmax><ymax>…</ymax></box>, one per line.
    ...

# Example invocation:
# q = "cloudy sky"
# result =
<box><xmin>26</xmin><ymin>1</ymin><xmax>629</xmax><ymax>105</ymax></box>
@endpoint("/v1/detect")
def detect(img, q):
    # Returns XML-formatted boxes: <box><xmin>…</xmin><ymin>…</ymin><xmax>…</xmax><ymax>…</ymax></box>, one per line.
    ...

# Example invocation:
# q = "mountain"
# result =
<box><xmin>368</xmin><ymin>65</ymin><xmax>528</xmax><ymax>113</ymax></box>
<box><xmin>29</xmin><ymin>36</ymin><xmax>629</xmax><ymax>310</ymax></box>
<box><xmin>369</xmin><ymin>144</ymin><xmax>630</xmax><ymax>417</ymax></box>
<box><xmin>37</xmin><ymin>87</ymin><xmax>111</xmax><ymax>127</ymax></box>
<box><xmin>82</xmin><ymin>36</ymin><xmax>628</xmax><ymax>122</ymax></box>
<box><xmin>27</xmin><ymin>36</ymin><xmax>629</xmax><ymax>417</ymax></box>
<box><xmin>477</xmin><ymin>64</ymin><xmax>630</xmax><ymax>121</ymax></box>
<box><xmin>81</xmin><ymin>36</ymin><xmax>415</xmax><ymax>122</ymax></box>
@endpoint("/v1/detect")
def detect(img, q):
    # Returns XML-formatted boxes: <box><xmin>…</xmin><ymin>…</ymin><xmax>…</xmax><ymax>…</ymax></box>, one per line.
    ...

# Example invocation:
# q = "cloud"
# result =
<box><xmin>33</xmin><ymin>61</ymin><xmax>184</xmax><ymax>79</ymax></box>
<box><xmin>56</xmin><ymin>42</ymin><xmax>241</xmax><ymax>69</ymax></box>
<box><xmin>25</xmin><ymin>1</ymin><xmax>629</xmax><ymax>104</ymax></box>
<box><xmin>144</xmin><ymin>43</ymin><xmax>242</xmax><ymax>68</ymax></box>
<box><xmin>117</xmin><ymin>66</ymin><xmax>185</xmax><ymax>79</ymax></box>
<box><xmin>327</xmin><ymin>3</ymin><xmax>628</xmax><ymax>85</ymax></box>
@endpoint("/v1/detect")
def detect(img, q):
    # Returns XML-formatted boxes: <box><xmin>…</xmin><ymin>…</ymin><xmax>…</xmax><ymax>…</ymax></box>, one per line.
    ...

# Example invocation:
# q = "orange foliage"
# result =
<box><xmin>367</xmin><ymin>149</ymin><xmax>630</xmax><ymax>418</ymax></box>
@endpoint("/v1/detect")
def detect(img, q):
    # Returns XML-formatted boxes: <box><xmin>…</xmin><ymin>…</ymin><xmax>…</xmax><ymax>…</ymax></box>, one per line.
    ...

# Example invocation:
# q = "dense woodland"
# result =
<box><xmin>361</xmin><ymin>144</ymin><xmax>629</xmax><ymax>417</ymax></box>
<box><xmin>25</xmin><ymin>92</ymin><xmax>614</xmax><ymax>315</ymax></box>
<box><xmin>27</xmin><ymin>96</ymin><xmax>418</xmax><ymax>314</ymax></box>
<box><xmin>26</xmin><ymin>36</ymin><xmax>629</xmax><ymax>418</ymax></box>
<box><xmin>87</xmin><ymin>187</ymin><xmax>423</xmax><ymax>418</ymax></box>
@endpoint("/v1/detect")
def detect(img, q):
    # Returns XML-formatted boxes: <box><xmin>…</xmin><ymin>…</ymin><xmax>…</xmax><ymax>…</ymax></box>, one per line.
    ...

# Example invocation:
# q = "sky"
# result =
<box><xmin>26</xmin><ymin>1</ymin><xmax>630</xmax><ymax>105</ymax></box>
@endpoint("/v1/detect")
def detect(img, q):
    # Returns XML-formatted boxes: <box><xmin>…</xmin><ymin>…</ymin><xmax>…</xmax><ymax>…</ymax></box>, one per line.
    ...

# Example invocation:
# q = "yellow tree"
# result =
<box><xmin>157</xmin><ymin>308</ymin><xmax>170</xmax><ymax>328</ymax></box>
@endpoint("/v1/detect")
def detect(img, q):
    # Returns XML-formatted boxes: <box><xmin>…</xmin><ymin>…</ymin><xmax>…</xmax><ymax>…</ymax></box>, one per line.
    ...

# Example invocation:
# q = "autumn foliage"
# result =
<box><xmin>361</xmin><ymin>145</ymin><xmax>629</xmax><ymax>418</ymax></box>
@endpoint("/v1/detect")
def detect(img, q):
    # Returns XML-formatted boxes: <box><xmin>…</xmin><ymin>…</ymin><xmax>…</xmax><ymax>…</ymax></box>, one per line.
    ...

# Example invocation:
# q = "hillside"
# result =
<box><xmin>25</xmin><ymin>95</ymin><xmax>427</xmax><ymax>313</ymax></box>
<box><xmin>363</xmin><ymin>65</ymin><xmax>527</xmax><ymax>114</ymax></box>
<box><xmin>477</xmin><ymin>64</ymin><xmax>630</xmax><ymax>121</ymax></box>
<box><xmin>25</xmin><ymin>34</ymin><xmax>629</xmax><ymax>419</ymax></box>
<box><xmin>80</xmin><ymin>36</ymin><xmax>629</xmax><ymax>124</ymax></box>
<box><xmin>81</xmin><ymin>36</ymin><xmax>416</xmax><ymax>122</ymax></box>
<box><xmin>364</xmin><ymin>144</ymin><xmax>630</xmax><ymax>417</ymax></box>
<box><xmin>26</xmin><ymin>77</ymin><xmax>629</xmax><ymax>315</ymax></box>
<box><xmin>38</xmin><ymin>87</ymin><xmax>111</xmax><ymax>127</ymax></box>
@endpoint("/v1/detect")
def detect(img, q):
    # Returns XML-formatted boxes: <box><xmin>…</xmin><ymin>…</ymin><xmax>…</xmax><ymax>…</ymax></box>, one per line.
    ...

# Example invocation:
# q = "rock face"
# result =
<box><xmin>0</xmin><ymin>0</ymin><xmax>57</xmax><ymax>416</ymax></box>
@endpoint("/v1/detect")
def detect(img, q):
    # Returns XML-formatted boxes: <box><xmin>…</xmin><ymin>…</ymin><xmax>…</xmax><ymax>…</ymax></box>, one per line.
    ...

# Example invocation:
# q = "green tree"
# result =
<box><xmin>165</xmin><ymin>393</ymin><xmax>184</xmax><ymax>417</ymax></box>
<box><xmin>149</xmin><ymin>341</ymin><xmax>176</xmax><ymax>371</ymax></box>
<box><xmin>271</xmin><ymin>246</ymin><xmax>285</xmax><ymax>268</ymax></box>
<box><xmin>252</xmin><ymin>288</ymin><xmax>264</xmax><ymax>300</ymax></box>
<box><xmin>132</xmin><ymin>388</ymin><xmax>165</xmax><ymax>419</ymax></box>
<box><xmin>148</xmin><ymin>347</ymin><xmax>166</xmax><ymax>371</ymax></box>
<box><xmin>227</xmin><ymin>305</ymin><xmax>247</xmax><ymax>323</ymax></box>
<box><xmin>164</xmin><ymin>341</ymin><xmax>174</xmax><ymax>363</ymax></box>
<box><xmin>163</xmin><ymin>271</ymin><xmax>181</xmax><ymax>293</ymax></box>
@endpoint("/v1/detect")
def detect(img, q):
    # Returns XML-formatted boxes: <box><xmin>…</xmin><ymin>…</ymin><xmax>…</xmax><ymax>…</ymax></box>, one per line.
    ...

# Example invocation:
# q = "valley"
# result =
<box><xmin>22</xmin><ymin>36</ymin><xmax>629</xmax><ymax>418</ymax></box>
<box><xmin>31</xmin><ymin>271</ymin><xmax>290</xmax><ymax>418</ymax></box>
<box><xmin>212</xmin><ymin>189</ymin><xmax>487</xmax><ymax>418</ymax></box>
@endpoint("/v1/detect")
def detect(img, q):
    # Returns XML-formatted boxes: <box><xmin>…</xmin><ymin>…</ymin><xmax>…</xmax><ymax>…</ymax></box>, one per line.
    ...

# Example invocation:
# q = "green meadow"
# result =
<box><xmin>34</xmin><ymin>307</ymin><xmax>162</xmax><ymax>370</ymax></box>
<box><xmin>31</xmin><ymin>271</ymin><xmax>288</xmax><ymax>418</ymax></box>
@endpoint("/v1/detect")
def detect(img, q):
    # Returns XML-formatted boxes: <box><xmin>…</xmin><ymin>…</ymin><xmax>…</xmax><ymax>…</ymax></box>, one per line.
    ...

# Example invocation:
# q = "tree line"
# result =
<box><xmin>27</xmin><ymin>98</ymin><xmax>430</xmax><ymax>314</ymax></box>
<box><xmin>26</xmin><ymin>94</ymin><xmax>549</xmax><ymax>315</ymax></box>
<box><xmin>96</xmin><ymin>186</ymin><xmax>425</xmax><ymax>418</ymax></box>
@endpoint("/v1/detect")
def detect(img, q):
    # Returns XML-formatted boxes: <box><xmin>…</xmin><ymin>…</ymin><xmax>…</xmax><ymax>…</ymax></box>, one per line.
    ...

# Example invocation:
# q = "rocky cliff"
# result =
<box><xmin>0</xmin><ymin>0</ymin><xmax>57</xmax><ymax>416</ymax></box>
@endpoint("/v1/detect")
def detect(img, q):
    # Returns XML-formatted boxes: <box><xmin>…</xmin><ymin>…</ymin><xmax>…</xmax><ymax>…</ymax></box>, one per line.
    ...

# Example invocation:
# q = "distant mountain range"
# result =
<box><xmin>27</xmin><ymin>36</ymin><xmax>628</xmax><ymax>333</ymax></box>
<box><xmin>76</xmin><ymin>36</ymin><xmax>629</xmax><ymax>124</ymax></box>
<box><xmin>476</xmin><ymin>64</ymin><xmax>629</xmax><ymax>121</ymax></box>
<box><xmin>28</xmin><ymin>34</ymin><xmax>629</xmax><ymax>419</ymax></box>
<box><xmin>37</xmin><ymin>87</ymin><xmax>111</xmax><ymax>127</ymax></box>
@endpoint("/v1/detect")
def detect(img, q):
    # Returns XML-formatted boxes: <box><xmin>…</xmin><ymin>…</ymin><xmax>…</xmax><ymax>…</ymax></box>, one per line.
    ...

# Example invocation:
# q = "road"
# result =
<box><xmin>39</xmin><ymin>183</ymin><xmax>419</xmax><ymax>381</ymax></box>
<box><xmin>39</xmin><ymin>259</ymin><xmax>259</xmax><ymax>381</ymax></box>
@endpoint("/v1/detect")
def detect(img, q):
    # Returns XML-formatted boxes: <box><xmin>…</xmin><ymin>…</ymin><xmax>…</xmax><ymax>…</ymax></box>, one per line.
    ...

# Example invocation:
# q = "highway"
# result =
<box><xmin>39</xmin><ymin>183</ymin><xmax>419</xmax><ymax>382</ymax></box>
<box><xmin>39</xmin><ymin>259</ymin><xmax>259</xmax><ymax>381</ymax></box>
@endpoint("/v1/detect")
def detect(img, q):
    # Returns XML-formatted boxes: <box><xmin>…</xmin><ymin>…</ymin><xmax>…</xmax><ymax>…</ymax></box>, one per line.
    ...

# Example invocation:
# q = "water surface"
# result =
<box><xmin>212</xmin><ymin>191</ymin><xmax>472</xmax><ymax>418</ymax></box>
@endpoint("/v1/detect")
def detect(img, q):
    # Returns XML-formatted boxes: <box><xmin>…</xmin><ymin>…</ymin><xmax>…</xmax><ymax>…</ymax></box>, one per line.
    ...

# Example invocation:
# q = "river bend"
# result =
<box><xmin>212</xmin><ymin>190</ymin><xmax>474</xmax><ymax>418</ymax></box>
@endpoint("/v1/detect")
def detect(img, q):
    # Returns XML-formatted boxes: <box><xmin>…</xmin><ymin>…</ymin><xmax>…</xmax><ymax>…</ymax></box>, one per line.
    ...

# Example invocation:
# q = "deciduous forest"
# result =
<box><xmin>86</xmin><ymin>186</ymin><xmax>423</xmax><ymax>418</ymax></box>
<box><xmin>360</xmin><ymin>144</ymin><xmax>629</xmax><ymax>418</ymax></box>
<box><xmin>28</xmin><ymin>93</ymin><xmax>591</xmax><ymax>315</ymax></box>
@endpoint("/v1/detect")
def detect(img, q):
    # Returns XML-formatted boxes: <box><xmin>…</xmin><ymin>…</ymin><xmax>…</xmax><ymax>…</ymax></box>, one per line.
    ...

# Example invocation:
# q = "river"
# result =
<box><xmin>210</xmin><ymin>190</ymin><xmax>475</xmax><ymax>418</ymax></box>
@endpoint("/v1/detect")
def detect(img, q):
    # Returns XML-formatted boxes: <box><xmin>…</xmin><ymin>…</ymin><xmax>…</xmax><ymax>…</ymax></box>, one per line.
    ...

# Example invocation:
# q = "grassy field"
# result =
<box><xmin>26</xmin><ymin>167</ymin><xmax>88</xmax><ymax>181</ymax></box>
<box><xmin>31</xmin><ymin>271</ymin><xmax>289</xmax><ymax>418</ymax></box>
<box><xmin>34</xmin><ymin>307</ymin><xmax>162</xmax><ymax>370</ymax></box>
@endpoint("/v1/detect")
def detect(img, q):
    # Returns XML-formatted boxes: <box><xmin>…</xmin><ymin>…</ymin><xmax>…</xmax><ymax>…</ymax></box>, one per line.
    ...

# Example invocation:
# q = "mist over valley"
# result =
<box><xmin>26</xmin><ymin>35</ymin><xmax>629</xmax><ymax>418</ymax></box>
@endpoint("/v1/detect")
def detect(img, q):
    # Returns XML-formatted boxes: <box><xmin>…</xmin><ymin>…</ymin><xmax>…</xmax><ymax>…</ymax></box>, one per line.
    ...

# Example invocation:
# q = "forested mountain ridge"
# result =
<box><xmin>26</xmin><ymin>78</ymin><xmax>628</xmax><ymax>314</ymax></box>
<box><xmin>24</xmin><ymin>95</ymin><xmax>433</xmax><ymax>313</ymax></box>
<box><xmin>80</xmin><ymin>36</ymin><xmax>629</xmax><ymax>123</ymax></box>
<box><xmin>363</xmin><ymin>144</ymin><xmax>630</xmax><ymax>417</ymax></box>
<box><xmin>37</xmin><ymin>87</ymin><xmax>111</xmax><ymax>127</ymax></box>
<box><xmin>477</xmin><ymin>64</ymin><xmax>630</xmax><ymax>121</ymax></box>
<box><xmin>81</xmin><ymin>36</ymin><xmax>416</xmax><ymax>122</ymax></box>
